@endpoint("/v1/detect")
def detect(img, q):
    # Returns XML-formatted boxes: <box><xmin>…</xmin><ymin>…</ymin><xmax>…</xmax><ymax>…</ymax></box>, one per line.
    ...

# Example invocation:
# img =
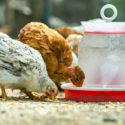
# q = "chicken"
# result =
<box><xmin>66</xmin><ymin>34</ymin><xmax>83</xmax><ymax>56</ymax></box>
<box><xmin>0</xmin><ymin>25</ymin><xmax>11</xmax><ymax>35</ymax></box>
<box><xmin>0</xmin><ymin>32</ymin><xmax>58</xmax><ymax>100</ymax></box>
<box><xmin>55</xmin><ymin>26</ymin><xmax>83</xmax><ymax>39</ymax></box>
<box><xmin>18</xmin><ymin>22</ymin><xmax>85</xmax><ymax>87</ymax></box>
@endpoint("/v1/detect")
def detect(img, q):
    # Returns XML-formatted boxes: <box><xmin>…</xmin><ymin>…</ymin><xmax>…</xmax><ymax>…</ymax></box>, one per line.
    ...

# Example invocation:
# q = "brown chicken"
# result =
<box><xmin>18</xmin><ymin>22</ymin><xmax>85</xmax><ymax>87</ymax></box>
<box><xmin>0</xmin><ymin>25</ymin><xmax>11</xmax><ymax>35</ymax></box>
<box><xmin>55</xmin><ymin>26</ymin><xmax>83</xmax><ymax>39</ymax></box>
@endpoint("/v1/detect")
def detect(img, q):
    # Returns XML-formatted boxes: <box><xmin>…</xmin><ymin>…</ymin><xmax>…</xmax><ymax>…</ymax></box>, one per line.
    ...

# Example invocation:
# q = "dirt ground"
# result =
<box><xmin>0</xmin><ymin>89</ymin><xmax>125</xmax><ymax>125</ymax></box>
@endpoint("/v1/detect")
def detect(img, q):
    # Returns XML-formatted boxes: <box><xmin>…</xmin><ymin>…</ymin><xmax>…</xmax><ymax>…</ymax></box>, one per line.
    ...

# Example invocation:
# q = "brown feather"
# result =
<box><xmin>55</xmin><ymin>26</ymin><xmax>83</xmax><ymax>38</ymax></box>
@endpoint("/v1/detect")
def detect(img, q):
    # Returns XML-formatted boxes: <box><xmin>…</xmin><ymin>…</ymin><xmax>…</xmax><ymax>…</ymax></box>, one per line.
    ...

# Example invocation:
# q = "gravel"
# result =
<box><xmin>0</xmin><ymin>89</ymin><xmax>125</xmax><ymax>125</ymax></box>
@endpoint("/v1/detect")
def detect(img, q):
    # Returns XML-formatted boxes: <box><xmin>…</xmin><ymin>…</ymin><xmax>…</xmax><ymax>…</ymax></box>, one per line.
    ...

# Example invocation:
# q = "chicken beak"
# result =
<box><xmin>48</xmin><ymin>95</ymin><xmax>56</xmax><ymax>100</ymax></box>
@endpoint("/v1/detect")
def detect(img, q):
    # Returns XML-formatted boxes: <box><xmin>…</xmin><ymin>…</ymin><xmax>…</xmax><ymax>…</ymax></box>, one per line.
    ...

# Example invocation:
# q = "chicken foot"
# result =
<box><xmin>22</xmin><ymin>89</ymin><xmax>46</xmax><ymax>100</ymax></box>
<box><xmin>32</xmin><ymin>92</ymin><xmax>47</xmax><ymax>99</ymax></box>
<box><xmin>22</xmin><ymin>89</ymin><xmax>35</xmax><ymax>100</ymax></box>
<box><xmin>0</xmin><ymin>85</ymin><xmax>8</xmax><ymax>100</ymax></box>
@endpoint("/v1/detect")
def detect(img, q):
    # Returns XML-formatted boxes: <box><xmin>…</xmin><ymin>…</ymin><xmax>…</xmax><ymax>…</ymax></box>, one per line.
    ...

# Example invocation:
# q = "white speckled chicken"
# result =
<box><xmin>0</xmin><ymin>32</ymin><xmax>58</xmax><ymax>100</ymax></box>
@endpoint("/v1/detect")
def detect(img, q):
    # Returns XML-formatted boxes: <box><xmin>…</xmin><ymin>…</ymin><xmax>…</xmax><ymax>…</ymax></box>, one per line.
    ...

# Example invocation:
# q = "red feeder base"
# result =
<box><xmin>62</xmin><ymin>83</ymin><xmax>125</xmax><ymax>102</ymax></box>
<box><xmin>65</xmin><ymin>89</ymin><xmax>125</xmax><ymax>102</ymax></box>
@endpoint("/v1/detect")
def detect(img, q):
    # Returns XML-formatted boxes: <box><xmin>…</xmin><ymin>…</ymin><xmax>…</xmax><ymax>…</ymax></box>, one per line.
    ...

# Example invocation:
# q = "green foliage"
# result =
<box><xmin>111</xmin><ymin>0</ymin><xmax>125</xmax><ymax>21</ymax></box>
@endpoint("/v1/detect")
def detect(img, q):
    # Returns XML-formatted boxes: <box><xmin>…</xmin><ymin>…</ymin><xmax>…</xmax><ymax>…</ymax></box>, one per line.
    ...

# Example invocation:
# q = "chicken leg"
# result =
<box><xmin>0</xmin><ymin>85</ymin><xmax>8</xmax><ymax>100</ymax></box>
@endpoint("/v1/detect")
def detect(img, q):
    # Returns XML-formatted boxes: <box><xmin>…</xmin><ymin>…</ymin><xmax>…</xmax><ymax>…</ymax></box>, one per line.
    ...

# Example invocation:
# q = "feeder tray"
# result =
<box><xmin>62</xmin><ymin>4</ymin><xmax>125</xmax><ymax>102</ymax></box>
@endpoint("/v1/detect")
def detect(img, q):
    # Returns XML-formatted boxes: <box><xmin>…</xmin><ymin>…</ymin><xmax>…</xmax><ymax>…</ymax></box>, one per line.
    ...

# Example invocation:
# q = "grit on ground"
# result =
<box><xmin>0</xmin><ymin>89</ymin><xmax>125</xmax><ymax>125</ymax></box>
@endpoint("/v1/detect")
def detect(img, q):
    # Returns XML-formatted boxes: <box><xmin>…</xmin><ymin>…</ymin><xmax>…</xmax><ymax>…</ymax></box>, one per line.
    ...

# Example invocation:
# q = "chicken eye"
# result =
<box><xmin>50</xmin><ymin>89</ymin><xmax>55</xmax><ymax>94</ymax></box>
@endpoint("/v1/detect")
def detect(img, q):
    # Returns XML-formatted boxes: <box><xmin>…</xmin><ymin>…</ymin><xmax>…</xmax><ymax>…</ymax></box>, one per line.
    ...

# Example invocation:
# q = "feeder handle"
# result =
<box><xmin>100</xmin><ymin>4</ymin><xmax>118</xmax><ymax>22</ymax></box>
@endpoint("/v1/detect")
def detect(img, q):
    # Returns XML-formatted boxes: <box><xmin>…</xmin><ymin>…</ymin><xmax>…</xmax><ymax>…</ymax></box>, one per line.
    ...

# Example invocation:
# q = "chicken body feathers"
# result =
<box><xmin>0</xmin><ymin>32</ymin><xmax>56</xmax><ymax>93</ymax></box>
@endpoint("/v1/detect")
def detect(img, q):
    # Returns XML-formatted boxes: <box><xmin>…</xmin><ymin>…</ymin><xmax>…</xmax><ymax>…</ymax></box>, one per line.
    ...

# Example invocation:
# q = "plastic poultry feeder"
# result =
<box><xmin>61</xmin><ymin>4</ymin><xmax>125</xmax><ymax>102</ymax></box>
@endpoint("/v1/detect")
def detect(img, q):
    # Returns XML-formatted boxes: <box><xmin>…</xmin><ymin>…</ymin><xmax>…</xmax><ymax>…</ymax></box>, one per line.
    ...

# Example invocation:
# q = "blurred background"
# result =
<box><xmin>0</xmin><ymin>0</ymin><xmax>125</xmax><ymax>38</ymax></box>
